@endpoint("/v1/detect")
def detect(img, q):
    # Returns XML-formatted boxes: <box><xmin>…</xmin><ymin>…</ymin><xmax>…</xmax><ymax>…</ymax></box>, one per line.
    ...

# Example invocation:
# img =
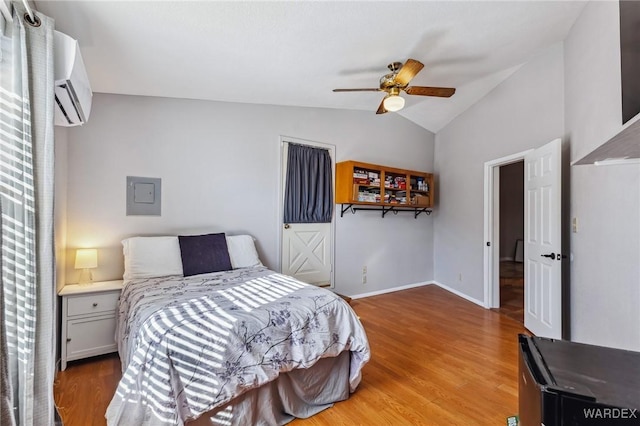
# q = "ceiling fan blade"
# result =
<box><xmin>405</xmin><ymin>86</ymin><xmax>456</xmax><ymax>98</ymax></box>
<box><xmin>333</xmin><ymin>88</ymin><xmax>382</xmax><ymax>92</ymax></box>
<box><xmin>394</xmin><ymin>59</ymin><xmax>424</xmax><ymax>87</ymax></box>
<box><xmin>376</xmin><ymin>99</ymin><xmax>387</xmax><ymax>115</ymax></box>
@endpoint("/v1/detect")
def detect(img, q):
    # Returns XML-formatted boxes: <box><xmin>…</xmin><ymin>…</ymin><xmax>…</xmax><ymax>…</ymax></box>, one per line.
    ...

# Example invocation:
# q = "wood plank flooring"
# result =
<box><xmin>494</xmin><ymin>261</ymin><xmax>524</xmax><ymax>324</ymax></box>
<box><xmin>54</xmin><ymin>285</ymin><xmax>525</xmax><ymax>425</ymax></box>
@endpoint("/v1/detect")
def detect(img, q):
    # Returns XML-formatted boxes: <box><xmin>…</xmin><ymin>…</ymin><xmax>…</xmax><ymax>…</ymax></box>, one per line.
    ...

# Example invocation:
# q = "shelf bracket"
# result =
<box><xmin>340</xmin><ymin>204</ymin><xmax>354</xmax><ymax>217</ymax></box>
<box><xmin>414</xmin><ymin>208</ymin><xmax>432</xmax><ymax>219</ymax></box>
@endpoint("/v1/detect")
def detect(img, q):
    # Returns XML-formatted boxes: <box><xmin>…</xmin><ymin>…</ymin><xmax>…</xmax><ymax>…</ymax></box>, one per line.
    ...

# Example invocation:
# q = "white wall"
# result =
<box><xmin>54</xmin><ymin>127</ymin><xmax>68</xmax><ymax>292</ymax></box>
<box><xmin>434</xmin><ymin>44</ymin><xmax>565</xmax><ymax>301</ymax></box>
<box><xmin>564</xmin><ymin>1</ymin><xmax>640</xmax><ymax>351</ymax></box>
<box><xmin>62</xmin><ymin>94</ymin><xmax>435</xmax><ymax>297</ymax></box>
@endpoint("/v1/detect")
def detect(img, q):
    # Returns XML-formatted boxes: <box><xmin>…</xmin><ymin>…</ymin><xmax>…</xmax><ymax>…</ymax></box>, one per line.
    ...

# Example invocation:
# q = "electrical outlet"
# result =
<box><xmin>572</xmin><ymin>217</ymin><xmax>578</xmax><ymax>233</ymax></box>
<box><xmin>362</xmin><ymin>275</ymin><xmax>367</xmax><ymax>284</ymax></box>
<box><xmin>362</xmin><ymin>265</ymin><xmax>367</xmax><ymax>275</ymax></box>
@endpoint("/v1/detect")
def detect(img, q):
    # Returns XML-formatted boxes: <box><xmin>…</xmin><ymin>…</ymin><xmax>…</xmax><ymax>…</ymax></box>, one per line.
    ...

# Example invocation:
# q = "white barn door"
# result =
<box><xmin>524</xmin><ymin>138</ymin><xmax>562</xmax><ymax>339</ymax></box>
<box><xmin>282</xmin><ymin>223</ymin><xmax>331</xmax><ymax>286</ymax></box>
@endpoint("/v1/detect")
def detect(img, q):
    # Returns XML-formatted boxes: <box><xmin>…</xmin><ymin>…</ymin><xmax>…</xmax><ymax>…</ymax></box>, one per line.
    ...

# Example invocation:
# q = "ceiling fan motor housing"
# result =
<box><xmin>380</xmin><ymin>62</ymin><xmax>404</xmax><ymax>90</ymax></box>
<box><xmin>380</xmin><ymin>74</ymin><xmax>400</xmax><ymax>90</ymax></box>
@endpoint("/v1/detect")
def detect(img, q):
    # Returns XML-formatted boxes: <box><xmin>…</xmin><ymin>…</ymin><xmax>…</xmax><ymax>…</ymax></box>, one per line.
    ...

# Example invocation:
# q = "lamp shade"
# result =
<box><xmin>75</xmin><ymin>248</ymin><xmax>97</xmax><ymax>269</ymax></box>
<box><xmin>383</xmin><ymin>95</ymin><xmax>405</xmax><ymax>112</ymax></box>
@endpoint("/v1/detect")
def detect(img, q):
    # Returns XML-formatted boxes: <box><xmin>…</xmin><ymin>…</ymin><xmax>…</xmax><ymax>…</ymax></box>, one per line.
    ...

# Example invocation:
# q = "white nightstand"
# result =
<box><xmin>59</xmin><ymin>280</ymin><xmax>124</xmax><ymax>371</ymax></box>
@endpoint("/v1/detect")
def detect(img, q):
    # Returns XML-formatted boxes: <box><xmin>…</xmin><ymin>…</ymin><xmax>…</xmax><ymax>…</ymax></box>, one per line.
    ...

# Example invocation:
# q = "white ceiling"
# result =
<box><xmin>36</xmin><ymin>1</ymin><xmax>587</xmax><ymax>133</ymax></box>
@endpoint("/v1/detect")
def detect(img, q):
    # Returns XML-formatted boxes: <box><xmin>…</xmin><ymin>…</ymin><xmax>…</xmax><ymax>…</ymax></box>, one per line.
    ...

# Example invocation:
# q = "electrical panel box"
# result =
<box><xmin>126</xmin><ymin>176</ymin><xmax>161</xmax><ymax>216</ymax></box>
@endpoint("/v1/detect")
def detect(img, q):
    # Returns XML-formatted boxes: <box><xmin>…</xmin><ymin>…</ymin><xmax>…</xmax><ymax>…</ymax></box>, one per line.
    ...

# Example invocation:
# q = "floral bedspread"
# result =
<box><xmin>105</xmin><ymin>267</ymin><xmax>370</xmax><ymax>426</ymax></box>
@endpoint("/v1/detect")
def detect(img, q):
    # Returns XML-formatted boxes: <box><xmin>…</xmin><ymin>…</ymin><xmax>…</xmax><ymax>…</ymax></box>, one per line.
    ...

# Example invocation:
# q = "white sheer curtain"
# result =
<box><xmin>0</xmin><ymin>2</ymin><xmax>56</xmax><ymax>426</ymax></box>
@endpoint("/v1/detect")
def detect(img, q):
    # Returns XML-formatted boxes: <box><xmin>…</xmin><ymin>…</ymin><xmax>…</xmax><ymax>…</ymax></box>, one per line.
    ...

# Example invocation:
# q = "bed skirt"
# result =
<box><xmin>187</xmin><ymin>350</ymin><xmax>351</xmax><ymax>425</ymax></box>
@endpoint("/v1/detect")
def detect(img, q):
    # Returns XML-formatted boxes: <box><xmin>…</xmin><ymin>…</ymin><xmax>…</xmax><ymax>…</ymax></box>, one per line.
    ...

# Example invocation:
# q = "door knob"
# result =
<box><xmin>284</xmin><ymin>224</ymin><xmax>290</xmax><ymax>229</ymax></box>
<box><xmin>541</xmin><ymin>253</ymin><xmax>556</xmax><ymax>260</ymax></box>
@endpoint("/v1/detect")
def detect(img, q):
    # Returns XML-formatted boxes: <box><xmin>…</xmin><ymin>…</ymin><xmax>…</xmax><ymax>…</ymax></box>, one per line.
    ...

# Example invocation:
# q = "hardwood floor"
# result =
<box><xmin>54</xmin><ymin>285</ymin><xmax>525</xmax><ymax>425</ymax></box>
<box><xmin>54</xmin><ymin>353</ymin><xmax>121</xmax><ymax>426</ymax></box>
<box><xmin>494</xmin><ymin>261</ymin><xmax>524</xmax><ymax>324</ymax></box>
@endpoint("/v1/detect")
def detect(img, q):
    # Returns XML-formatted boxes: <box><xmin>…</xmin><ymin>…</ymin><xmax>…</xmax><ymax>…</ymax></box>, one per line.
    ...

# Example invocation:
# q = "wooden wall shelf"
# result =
<box><xmin>336</xmin><ymin>160</ymin><xmax>434</xmax><ymax>219</ymax></box>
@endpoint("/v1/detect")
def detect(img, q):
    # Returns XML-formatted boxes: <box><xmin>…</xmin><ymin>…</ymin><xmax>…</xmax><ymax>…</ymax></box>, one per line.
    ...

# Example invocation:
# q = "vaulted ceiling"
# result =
<box><xmin>37</xmin><ymin>1</ymin><xmax>587</xmax><ymax>133</ymax></box>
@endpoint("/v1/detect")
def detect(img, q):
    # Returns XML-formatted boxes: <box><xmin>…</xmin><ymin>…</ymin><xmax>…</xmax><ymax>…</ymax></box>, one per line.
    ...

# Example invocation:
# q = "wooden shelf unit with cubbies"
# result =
<box><xmin>336</xmin><ymin>160</ymin><xmax>434</xmax><ymax>218</ymax></box>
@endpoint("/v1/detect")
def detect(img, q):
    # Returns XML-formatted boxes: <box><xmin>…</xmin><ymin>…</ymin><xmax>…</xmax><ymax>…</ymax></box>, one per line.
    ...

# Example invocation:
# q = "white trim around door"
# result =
<box><xmin>483</xmin><ymin>149</ymin><xmax>532</xmax><ymax>309</ymax></box>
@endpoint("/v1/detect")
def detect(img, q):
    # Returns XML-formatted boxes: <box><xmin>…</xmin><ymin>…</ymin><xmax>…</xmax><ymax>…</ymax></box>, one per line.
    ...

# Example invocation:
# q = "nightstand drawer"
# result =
<box><xmin>67</xmin><ymin>292</ymin><xmax>120</xmax><ymax>316</ymax></box>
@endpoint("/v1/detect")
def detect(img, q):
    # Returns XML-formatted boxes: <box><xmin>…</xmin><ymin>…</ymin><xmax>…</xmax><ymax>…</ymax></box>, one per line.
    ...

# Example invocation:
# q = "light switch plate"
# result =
<box><xmin>127</xmin><ymin>176</ymin><xmax>161</xmax><ymax>216</ymax></box>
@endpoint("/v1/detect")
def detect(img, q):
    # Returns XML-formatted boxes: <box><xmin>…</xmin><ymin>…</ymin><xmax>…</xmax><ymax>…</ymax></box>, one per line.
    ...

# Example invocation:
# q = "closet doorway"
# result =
<box><xmin>496</xmin><ymin>161</ymin><xmax>525</xmax><ymax>323</ymax></box>
<box><xmin>483</xmin><ymin>149</ymin><xmax>530</xmax><ymax>323</ymax></box>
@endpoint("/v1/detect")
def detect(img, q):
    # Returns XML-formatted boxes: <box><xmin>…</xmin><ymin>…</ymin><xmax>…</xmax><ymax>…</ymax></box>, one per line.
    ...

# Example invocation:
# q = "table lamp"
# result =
<box><xmin>75</xmin><ymin>248</ymin><xmax>97</xmax><ymax>285</ymax></box>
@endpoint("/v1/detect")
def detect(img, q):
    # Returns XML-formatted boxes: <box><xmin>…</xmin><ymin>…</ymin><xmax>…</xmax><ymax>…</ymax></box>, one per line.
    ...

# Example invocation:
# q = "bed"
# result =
<box><xmin>105</xmin><ymin>234</ymin><xmax>370</xmax><ymax>426</ymax></box>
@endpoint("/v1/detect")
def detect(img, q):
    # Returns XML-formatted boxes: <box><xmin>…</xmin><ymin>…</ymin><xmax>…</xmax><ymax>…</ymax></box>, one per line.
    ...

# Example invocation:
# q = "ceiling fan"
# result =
<box><xmin>333</xmin><ymin>59</ymin><xmax>456</xmax><ymax>114</ymax></box>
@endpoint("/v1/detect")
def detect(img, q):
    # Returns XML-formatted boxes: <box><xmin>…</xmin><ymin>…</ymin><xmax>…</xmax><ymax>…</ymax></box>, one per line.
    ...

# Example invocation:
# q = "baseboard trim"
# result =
<box><xmin>347</xmin><ymin>280</ymin><xmax>487</xmax><ymax>309</ymax></box>
<box><xmin>349</xmin><ymin>281</ymin><xmax>432</xmax><ymax>300</ymax></box>
<box><xmin>431</xmin><ymin>281</ymin><xmax>486</xmax><ymax>308</ymax></box>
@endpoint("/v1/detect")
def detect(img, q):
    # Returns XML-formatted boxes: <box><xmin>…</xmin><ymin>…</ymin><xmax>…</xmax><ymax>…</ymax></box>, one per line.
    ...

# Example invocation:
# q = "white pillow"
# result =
<box><xmin>122</xmin><ymin>236</ymin><xmax>183</xmax><ymax>280</ymax></box>
<box><xmin>226</xmin><ymin>235</ymin><xmax>263</xmax><ymax>269</ymax></box>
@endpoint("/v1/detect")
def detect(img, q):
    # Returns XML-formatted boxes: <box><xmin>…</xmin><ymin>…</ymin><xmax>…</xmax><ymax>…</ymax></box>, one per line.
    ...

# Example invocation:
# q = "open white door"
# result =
<box><xmin>524</xmin><ymin>138</ymin><xmax>562</xmax><ymax>339</ymax></box>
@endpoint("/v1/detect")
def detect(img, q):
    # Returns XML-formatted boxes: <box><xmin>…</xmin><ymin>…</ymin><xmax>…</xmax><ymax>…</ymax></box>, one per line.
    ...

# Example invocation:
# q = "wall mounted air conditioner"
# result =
<box><xmin>54</xmin><ymin>31</ymin><xmax>92</xmax><ymax>127</ymax></box>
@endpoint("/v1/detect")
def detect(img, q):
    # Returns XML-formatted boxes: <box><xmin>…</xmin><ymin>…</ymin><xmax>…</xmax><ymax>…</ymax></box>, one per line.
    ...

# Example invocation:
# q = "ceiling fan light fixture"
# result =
<box><xmin>383</xmin><ymin>94</ymin><xmax>405</xmax><ymax>112</ymax></box>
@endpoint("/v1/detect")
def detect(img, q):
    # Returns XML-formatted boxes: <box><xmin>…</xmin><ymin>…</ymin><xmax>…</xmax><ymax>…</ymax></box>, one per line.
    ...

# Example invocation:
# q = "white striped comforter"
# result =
<box><xmin>105</xmin><ymin>267</ymin><xmax>370</xmax><ymax>426</ymax></box>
